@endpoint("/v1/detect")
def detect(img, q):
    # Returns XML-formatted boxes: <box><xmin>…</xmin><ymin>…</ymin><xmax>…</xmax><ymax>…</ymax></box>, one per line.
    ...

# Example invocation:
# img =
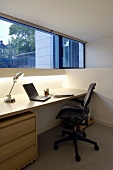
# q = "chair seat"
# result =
<box><xmin>56</xmin><ymin>105</ymin><xmax>86</xmax><ymax>121</ymax></box>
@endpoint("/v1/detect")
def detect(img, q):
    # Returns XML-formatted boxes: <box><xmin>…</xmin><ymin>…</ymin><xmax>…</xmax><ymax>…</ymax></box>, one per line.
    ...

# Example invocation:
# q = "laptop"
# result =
<box><xmin>23</xmin><ymin>83</ymin><xmax>51</xmax><ymax>102</ymax></box>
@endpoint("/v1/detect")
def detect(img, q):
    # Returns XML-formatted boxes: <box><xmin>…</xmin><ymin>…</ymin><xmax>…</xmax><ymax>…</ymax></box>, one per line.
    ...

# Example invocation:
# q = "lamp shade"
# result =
<box><xmin>13</xmin><ymin>72</ymin><xmax>24</xmax><ymax>81</ymax></box>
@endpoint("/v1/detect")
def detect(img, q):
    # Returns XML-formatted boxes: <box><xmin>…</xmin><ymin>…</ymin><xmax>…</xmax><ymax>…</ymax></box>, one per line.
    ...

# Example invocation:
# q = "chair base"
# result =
<box><xmin>54</xmin><ymin>129</ymin><xmax>99</xmax><ymax>162</ymax></box>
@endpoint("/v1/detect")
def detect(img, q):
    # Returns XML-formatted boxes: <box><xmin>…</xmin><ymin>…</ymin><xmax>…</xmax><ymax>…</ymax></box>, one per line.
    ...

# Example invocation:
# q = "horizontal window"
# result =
<box><xmin>0</xmin><ymin>17</ymin><xmax>85</xmax><ymax>69</ymax></box>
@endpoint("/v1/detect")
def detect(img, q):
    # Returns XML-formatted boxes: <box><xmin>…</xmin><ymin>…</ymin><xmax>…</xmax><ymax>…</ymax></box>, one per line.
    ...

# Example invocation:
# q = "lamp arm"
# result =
<box><xmin>8</xmin><ymin>81</ymin><xmax>16</xmax><ymax>96</ymax></box>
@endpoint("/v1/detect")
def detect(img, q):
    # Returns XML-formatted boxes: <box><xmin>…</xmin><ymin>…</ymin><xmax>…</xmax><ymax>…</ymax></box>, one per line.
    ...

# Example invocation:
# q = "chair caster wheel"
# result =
<box><xmin>83</xmin><ymin>131</ymin><xmax>86</xmax><ymax>137</ymax></box>
<box><xmin>75</xmin><ymin>155</ymin><xmax>81</xmax><ymax>162</ymax></box>
<box><xmin>54</xmin><ymin>144</ymin><xmax>58</xmax><ymax>150</ymax></box>
<box><xmin>94</xmin><ymin>145</ymin><xmax>99</xmax><ymax>151</ymax></box>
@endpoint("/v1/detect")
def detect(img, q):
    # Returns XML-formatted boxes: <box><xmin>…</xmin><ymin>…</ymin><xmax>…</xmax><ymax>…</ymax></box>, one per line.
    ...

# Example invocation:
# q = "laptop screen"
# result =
<box><xmin>23</xmin><ymin>83</ymin><xmax>39</xmax><ymax>98</ymax></box>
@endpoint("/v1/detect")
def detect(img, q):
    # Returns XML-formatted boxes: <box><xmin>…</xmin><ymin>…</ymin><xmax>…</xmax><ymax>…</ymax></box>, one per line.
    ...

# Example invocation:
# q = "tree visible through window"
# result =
<box><xmin>9</xmin><ymin>24</ymin><xmax>35</xmax><ymax>54</ymax></box>
<box><xmin>0</xmin><ymin>21</ymin><xmax>35</xmax><ymax>68</ymax></box>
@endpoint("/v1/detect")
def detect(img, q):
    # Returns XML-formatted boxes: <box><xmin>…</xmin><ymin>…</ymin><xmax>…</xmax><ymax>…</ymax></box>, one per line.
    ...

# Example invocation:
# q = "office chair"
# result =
<box><xmin>54</xmin><ymin>83</ymin><xmax>99</xmax><ymax>162</ymax></box>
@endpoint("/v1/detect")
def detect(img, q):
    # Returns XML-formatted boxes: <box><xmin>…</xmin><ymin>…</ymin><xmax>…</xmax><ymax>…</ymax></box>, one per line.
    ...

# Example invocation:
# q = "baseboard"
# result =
<box><xmin>38</xmin><ymin>120</ymin><xmax>61</xmax><ymax>135</ymax></box>
<box><xmin>93</xmin><ymin>118</ymin><xmax>113</xmax><ymax>128</ymax></box>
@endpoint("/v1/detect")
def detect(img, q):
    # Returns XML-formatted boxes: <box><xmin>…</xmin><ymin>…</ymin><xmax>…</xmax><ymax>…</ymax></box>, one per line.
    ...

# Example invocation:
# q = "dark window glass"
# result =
<box><xmin>62</xmin><ymin>38</ymin><xmax>84</xmax><ymax>68</ymax></box>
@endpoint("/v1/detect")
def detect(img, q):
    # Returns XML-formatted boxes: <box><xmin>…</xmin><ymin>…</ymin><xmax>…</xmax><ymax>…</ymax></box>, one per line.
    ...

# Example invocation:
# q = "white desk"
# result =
<box><xmin>0</xmin><ymin>88</ymin><xmax>86</xmax><ymax>119</ymax></box>
<box><xmin>0</xmin><ymin>88</ymin><xmax>86</xmax><ymax>170</ymax></box>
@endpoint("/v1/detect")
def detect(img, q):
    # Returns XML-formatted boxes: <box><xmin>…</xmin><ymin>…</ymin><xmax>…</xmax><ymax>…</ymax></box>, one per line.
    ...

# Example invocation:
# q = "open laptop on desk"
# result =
<box><xmin>23</xmin><ymin>83</ymin><xmax>51</xmax><ymax>102</ymax></box>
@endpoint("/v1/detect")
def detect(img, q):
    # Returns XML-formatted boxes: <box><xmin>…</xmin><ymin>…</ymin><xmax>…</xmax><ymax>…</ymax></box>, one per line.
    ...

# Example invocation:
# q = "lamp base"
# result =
<box><xmin>4</xmin><ymin>95</ymin><xmax>16</xmax><ymax>103</ymax></box>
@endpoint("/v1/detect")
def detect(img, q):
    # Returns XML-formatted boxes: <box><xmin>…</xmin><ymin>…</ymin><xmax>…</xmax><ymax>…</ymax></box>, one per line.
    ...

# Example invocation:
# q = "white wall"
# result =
<box><xmin>86</xmin><ymin>37</ymin><xmax>113</xmax><ymax>68</ymax></box>
<box><xmin>0</xmin><ymin>68</ymin><xmax>65</xmax><ymax>97</ymax></box>
<box><xmin>64</xmin><ymin>36</ymin><xmax>113</xmax><ymax>128</ymax></box>
<box><xmin>64</xmin><ymin>68</ymin><xmax>113</xmax><ymax>127</ymax></box>
<box><xmin>34</xmin><ymin>99</ymin><xmax>67</xmax><ymax>134</ymax></box>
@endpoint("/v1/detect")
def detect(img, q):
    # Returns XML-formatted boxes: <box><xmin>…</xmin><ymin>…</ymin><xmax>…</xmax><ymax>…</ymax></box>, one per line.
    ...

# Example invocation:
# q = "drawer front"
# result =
<box><xmin>0</xmin><ymin>145</ymin><xmax>37</xmax><ymax>170</ymax></box>
<box><xmin>0</xmin><ymin>117</ymin><xmax>35</xmax><ymax>146</ymax></box>
<box><xmin>0</xmin><ymin>131</ymin><xmax>36</xmax><ymax>163</ymax></box>
<box><xmin>0</xmin><ymin>112</ymin><xmax>35</xmax><ymax>128</ymax></box>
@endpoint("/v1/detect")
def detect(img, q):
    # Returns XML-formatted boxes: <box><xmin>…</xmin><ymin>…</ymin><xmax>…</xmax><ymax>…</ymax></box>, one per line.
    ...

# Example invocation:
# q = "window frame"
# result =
<box><xmin>58</xmin><ymin>37</ymin><xmax>85</xmax><ymax>69</ymax></box>
<box><xmin>0</xmin><ymin>13</ymin><xmax>86</xmax><ymax>69</ymax></box>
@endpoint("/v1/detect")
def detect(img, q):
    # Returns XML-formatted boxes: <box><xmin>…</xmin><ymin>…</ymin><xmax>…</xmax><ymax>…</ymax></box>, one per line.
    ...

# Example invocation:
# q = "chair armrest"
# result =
<box><xmin>70</xmin><ymin>98</ymin><xmax>84</xmax><ymax>107</ymax></box>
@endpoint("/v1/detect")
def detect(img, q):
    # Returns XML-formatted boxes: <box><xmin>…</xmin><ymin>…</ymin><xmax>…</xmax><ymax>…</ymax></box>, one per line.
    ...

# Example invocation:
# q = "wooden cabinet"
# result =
<box><xmin>0</xmin><ymin>111</ymin><xmax>38</xmax><ymax>170</ymax></box>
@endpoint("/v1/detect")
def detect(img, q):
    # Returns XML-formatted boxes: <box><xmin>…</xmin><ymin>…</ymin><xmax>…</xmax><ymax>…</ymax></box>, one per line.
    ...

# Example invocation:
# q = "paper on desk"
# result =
<box><xmin>51</xmin><ymin>93</ymin><xmax>74</xmax><ymax>98</ymax></box>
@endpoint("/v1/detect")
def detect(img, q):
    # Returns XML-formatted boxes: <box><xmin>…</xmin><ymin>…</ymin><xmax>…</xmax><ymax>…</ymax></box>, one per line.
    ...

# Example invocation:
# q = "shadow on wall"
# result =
<box><xmin>33</xmin><ymin>99</ymin><xmax>69</xmax><ymax>134</ymax></box>
<box><xmin>91</xmin><ymin>92</ymin><xmax>113</xmax><ymax>124</ymax></box>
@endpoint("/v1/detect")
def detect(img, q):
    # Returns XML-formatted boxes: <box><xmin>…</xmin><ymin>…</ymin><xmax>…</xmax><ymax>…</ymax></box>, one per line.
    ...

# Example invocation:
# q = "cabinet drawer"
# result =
<box><xmin>0</xmin><ymin>112</ymin><xmax>35</xmax><ymax>128</ymax></box>
<box><xmin>0</xmin><ymin>145</ymin><xmax>37</xmax><ymax>170</ymax></box>
<box><xmin>0</xmin><ymin>131</ymin><xmax>36</xmax><ymax>163</ymax></box>
<box><xmin>0</xmin><ymin>117</ymin><xmax>35</xmax><ymax>146</ymax></box>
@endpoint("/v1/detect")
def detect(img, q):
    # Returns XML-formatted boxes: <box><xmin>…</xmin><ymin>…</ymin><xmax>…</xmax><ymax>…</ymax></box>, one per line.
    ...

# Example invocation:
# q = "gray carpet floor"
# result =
<box><xmin>24</xmin><ymin>123</ymin><xmax>113</xmax><ymax>170</ymax></box>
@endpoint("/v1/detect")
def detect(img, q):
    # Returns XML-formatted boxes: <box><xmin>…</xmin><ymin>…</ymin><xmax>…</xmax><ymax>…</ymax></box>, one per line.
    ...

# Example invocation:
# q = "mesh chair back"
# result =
<box><xmin>83</xmin><ymin>83</ymin><xmax>96</xmax><ymax>108</ymax></box>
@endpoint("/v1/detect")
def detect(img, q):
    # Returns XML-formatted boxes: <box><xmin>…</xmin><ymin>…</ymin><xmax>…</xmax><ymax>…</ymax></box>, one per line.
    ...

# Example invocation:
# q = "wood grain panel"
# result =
<box><xmin>0</xmin><ymin>131</ymin><xmax>36</xmax><ymax>163</ymax></box>
<box><xmin>0</xmin><ymin>117</ymin><xmax>35</xmax><ymax>146</ymax></box>
<box><xmin>0</xmin><ymin>111</ymin><xmax>35</xmax><ymax>128</ymax></box>
<box><xmin>0</xmin><ymin>145</ymin><xmax>37</xmax><ymax>170</ymax></box>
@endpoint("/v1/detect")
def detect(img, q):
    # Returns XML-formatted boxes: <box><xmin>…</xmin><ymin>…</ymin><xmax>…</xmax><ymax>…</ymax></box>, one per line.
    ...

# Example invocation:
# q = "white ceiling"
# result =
<box><xmin>1</xmin><ymin>0</ymin><xmax>113</xmax><ymax>42</ymax></box>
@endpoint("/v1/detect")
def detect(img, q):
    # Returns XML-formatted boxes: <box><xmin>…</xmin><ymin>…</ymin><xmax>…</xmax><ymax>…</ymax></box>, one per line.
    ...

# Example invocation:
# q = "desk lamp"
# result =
<box><xmin>4</xmin><ymin>72</ymin><xmax>24</xmax><ymax>103</ymax></box>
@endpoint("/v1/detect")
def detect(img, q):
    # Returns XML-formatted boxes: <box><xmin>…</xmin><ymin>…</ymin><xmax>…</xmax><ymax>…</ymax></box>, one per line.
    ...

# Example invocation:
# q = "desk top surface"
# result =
<box><xmin>0</xmin><ymin>88</ymin><xmax>86</xmax><ymax>119</ymax></box>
